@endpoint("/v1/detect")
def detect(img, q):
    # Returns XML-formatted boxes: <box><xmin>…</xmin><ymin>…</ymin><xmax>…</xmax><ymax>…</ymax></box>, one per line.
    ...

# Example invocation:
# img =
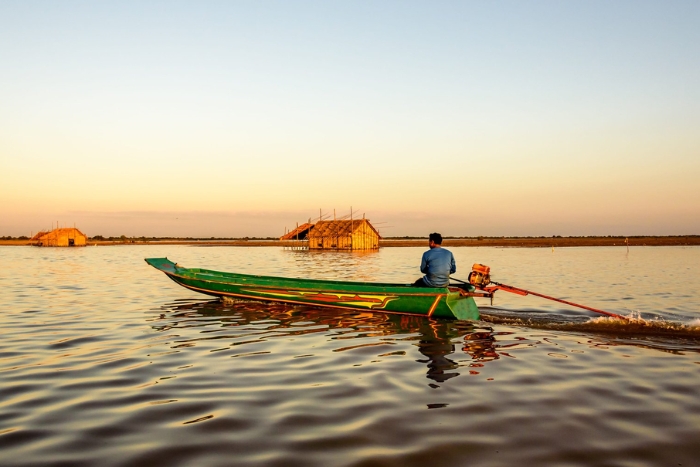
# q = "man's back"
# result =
<box><xmin>420</xmin><ymin>247</ymin><xmax>456</xmax><ymax>287</ymax></box>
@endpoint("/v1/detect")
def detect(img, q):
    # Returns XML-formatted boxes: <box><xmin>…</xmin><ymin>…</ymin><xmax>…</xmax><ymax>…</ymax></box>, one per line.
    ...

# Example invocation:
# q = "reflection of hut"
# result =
<box><xmin>307</xmin><ymin>219</ymin><xmax>380</xmax><ymax>250</ymax></box>
<box><xmin>31</xmin><ymin>228</ymin><xmax>88</xmax><ymax>247</ymax></box>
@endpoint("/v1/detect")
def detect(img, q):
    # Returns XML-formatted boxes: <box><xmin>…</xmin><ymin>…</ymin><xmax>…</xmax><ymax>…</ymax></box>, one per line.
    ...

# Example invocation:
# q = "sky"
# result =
<box><xmin>1</xmin><ymin>0</ymin><xmax>699</xmax><ymax>238</ymax></box>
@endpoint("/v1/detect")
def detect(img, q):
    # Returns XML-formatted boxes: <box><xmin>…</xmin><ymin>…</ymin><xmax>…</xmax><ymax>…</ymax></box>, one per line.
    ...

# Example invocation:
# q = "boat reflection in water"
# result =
<box><xmin>150</xmin><ymin>298</ymin><xmax>503</xmax><ymax>386</ymax></box>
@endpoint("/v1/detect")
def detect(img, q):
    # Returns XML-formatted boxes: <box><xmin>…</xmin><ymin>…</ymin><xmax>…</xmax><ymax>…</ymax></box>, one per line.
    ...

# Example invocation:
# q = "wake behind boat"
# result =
<box><xmin>145</xmin><ymin>257</ymin><xmax>482</xmax><ymax>320</ymax></box>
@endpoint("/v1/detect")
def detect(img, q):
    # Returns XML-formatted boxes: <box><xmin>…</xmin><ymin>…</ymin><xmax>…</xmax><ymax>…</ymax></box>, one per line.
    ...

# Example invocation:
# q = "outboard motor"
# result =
<box><xmin>468</xmin><ymin>263</ymin><xmax>491</xmax><ymax>288</ymax></box>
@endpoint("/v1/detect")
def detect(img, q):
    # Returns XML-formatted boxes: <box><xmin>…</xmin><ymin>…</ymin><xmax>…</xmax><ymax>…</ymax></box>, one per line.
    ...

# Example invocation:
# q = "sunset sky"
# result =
<box><xmin>1</xmin><ymin>1</ymin><xmax>698</xmax><ymax>238</ymax></box>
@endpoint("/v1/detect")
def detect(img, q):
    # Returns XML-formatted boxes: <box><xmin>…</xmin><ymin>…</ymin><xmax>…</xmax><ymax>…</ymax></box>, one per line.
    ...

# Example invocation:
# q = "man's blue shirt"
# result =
<box><xmin>420</xmin><ymin>247</ymin><xmax>456</xmax><ymax>287</ymax></box>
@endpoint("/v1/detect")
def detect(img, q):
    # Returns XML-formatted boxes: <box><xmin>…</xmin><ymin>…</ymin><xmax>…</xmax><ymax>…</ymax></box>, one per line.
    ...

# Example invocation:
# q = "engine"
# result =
<box><xmin>468</xmin><ymin>263</ymin><xmax>491</xmax><ymax>287</ymax></box>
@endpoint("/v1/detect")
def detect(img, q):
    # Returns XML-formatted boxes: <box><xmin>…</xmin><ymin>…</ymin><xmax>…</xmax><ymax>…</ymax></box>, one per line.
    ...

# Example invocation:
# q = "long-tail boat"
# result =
<box><xmin>145</xmin><ymin>257</ymin><xmax>482</xmax><ymax>320</ymax></box>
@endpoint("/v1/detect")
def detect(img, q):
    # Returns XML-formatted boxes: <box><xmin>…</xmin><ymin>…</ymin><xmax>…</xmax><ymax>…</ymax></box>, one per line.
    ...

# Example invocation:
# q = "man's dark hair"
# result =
<box><xmin>429</xmin><ymin>232</ymin><xmax>442</xmax><ymax>245</ymax></box>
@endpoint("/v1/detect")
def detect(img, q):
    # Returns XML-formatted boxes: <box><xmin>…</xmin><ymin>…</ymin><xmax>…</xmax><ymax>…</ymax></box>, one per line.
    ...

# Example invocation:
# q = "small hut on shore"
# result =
<box><xmin>31</xmin><ymin>228</ymin><xmax>88</xmax><ymax>247</ymax></box>
<box><xmin>307</xmin><ymin>219</ymin><xmax>380</xmax><ymax>250</ymax></box>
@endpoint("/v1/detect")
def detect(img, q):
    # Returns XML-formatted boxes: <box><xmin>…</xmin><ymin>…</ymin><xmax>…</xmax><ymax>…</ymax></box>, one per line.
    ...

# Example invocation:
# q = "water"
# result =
<box><xmin>1</xmin><ymin>245</ymin><xmax>699</xmax><ymax>467</ymax></box>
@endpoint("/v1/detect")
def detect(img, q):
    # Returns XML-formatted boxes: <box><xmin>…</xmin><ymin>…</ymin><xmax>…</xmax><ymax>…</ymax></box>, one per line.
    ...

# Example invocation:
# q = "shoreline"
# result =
<box><xmin>1</xmin><ymin>236</ymin><xmax>699</xmax><ymax>247</ymax></box>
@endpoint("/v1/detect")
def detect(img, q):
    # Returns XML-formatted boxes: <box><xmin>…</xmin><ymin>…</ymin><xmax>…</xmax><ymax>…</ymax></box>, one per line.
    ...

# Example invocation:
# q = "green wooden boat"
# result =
<box><xmin>145</xmin><ymin>257</ymin><xmax>481</xmax><ymax>320</ymax></box>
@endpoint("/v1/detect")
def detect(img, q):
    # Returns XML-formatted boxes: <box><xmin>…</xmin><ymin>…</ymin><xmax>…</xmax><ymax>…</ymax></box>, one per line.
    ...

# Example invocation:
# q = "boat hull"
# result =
<box><xmin>145</xmin><ymin>258</ymin><xmax>480</xmax><ymax>320</ymax></box>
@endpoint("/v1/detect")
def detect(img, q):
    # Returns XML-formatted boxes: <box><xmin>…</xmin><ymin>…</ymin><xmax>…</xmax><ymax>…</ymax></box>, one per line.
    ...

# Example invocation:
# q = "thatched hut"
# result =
<box><xmin>31</xmin><ymin>228</ymin><xmax>88</xmax><ymax>247</ymax></box>
<box><xmin>307</xmin><ymin>219</ymin><xmax>380</xmax><ymax>250</ymax></box>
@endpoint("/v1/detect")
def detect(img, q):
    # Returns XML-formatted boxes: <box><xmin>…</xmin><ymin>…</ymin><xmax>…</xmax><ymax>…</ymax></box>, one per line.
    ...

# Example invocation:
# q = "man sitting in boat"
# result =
<box><xmin>413</xmin><ymin>233</ymin><xmax>456</xmax><ymax>287</ymax></box>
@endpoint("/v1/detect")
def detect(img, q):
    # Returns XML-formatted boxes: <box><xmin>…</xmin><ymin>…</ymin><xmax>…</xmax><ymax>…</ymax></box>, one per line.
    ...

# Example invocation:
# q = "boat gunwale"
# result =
<box><xmin>163</xmin><ymin>270</ymin><xmax>464</xmax><ymax>297</ymax></box>
<box><xmin>146</xmin><ymin>257</ymin><xmax>469</xmax><ymax>295</ymax></box>
<box><xmin>163</xmin><ymin>261</ymin><xmax>453</xmax><ymax>290</ymax></box>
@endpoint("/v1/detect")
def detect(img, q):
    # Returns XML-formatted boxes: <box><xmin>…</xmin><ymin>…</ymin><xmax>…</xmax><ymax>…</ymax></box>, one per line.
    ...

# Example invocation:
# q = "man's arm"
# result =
<box><xmin>420</xmin><ymin>252</ymin><xmax>429</xmax><ymax>274</ymax></box>
<box><xmin>450</xmin><ymin>253</ymin><xmax>456</xmax><ymax>274</ymax></box>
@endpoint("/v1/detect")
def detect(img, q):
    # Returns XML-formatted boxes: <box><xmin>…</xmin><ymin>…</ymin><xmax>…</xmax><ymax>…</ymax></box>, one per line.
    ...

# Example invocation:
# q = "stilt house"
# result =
<box><xmin>31</xmin><ymin>228</ymin><xmax>88</xmax><ymax>247</ymax></box>
<box><xmin>307</xmin><ymin>219</ymin><xmax>380</xmax><ymax>250</ymax></box>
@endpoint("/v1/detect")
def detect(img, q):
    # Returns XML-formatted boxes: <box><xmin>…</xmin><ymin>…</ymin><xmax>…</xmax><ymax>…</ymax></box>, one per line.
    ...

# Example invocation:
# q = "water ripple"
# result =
<box><xmin>1</xmin><ymin>245</ymin><xmax>699</xmax><ymax>466</ymax></box>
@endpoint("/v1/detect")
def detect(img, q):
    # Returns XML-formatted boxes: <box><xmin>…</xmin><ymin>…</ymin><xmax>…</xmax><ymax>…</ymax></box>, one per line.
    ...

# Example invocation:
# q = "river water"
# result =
<box><xmin>1</xmin><ymin>245</ymin><xmax>699</xmax><ymax>467</ymax></box>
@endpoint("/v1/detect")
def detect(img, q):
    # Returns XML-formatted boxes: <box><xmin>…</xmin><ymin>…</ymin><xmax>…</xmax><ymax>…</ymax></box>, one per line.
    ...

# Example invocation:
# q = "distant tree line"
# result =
<box><xmin>384</xmin><ymin>235</ymin><xmax>700</xmax><ymax>239</ymax></box>
<box><xmin>88</xmin><ymin>235</ymin><xmax>279</xmax><ymax>241</ymax></box>
<box><xmin>2</xmin><ymin>234</ymin><xmax>698</xmax><ymax>241</ymax></box>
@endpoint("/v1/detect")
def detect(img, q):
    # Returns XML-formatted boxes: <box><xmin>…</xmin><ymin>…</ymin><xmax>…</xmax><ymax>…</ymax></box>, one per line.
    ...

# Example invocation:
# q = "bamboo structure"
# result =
<box><xmin>31</xmin><ymin>227</ymin><xmax>88</xmax><ymax>247</ymax></box>
<box><xmin>280</xmin><ymin>209</ymin><xmax>382</xmax><ymax>251</ymax></box>
<box><xmin>307</xmin><ymin>219</ymin><xmax>380</xmax><ymax>250</ymax></box>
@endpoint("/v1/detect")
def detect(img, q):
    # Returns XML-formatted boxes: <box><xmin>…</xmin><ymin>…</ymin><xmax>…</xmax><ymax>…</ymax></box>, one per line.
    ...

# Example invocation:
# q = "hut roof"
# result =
<box><xmin>280</xmin><ymin>222</ymin><xmax>314</xmax><ymax>240</ymax></box>
<box><xmin>307</xmin><ymin>219</ymin><xmax>381</xmax><ymax>239</ymax></box>
<box><xmin>33</xmin><ymin>227</ymin><xmax>87</xmax><ymax>240</ymax></box>
<box><xmin>31</xmin><ymin>231</ymin><xmax>49</xmax><ymax>241</ymax></box>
